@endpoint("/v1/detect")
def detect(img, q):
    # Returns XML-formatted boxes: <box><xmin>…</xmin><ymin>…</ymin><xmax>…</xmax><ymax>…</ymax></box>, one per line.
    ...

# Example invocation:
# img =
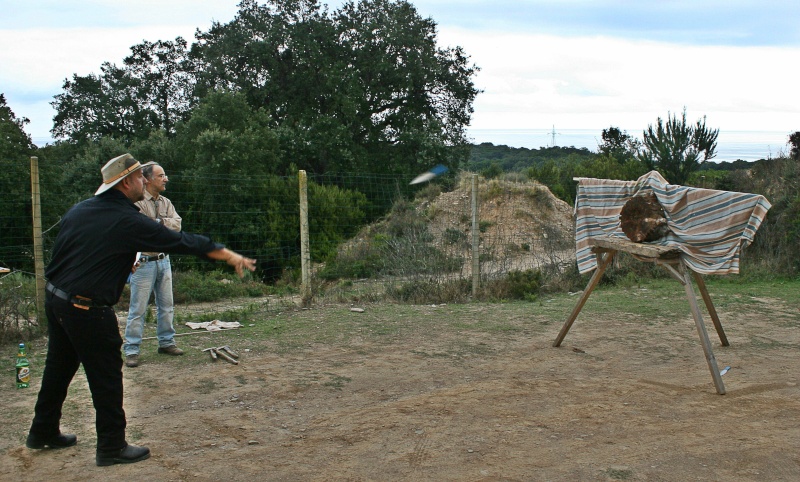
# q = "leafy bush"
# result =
<box><xmin>385</xmin><ymin>279</ymin><xmax>471</xmax><ymax>304</ymax></box>
<box><xmin>480</xmin><ymin>269</ymin><xmax>543</xmax><ymax>301</ymax></box>
<box><xmin>118</xmin><ymin>269</ymin><xmax>272</xmax><ymax>306</ymax></box>
<box><xmin>0</xmin><ymin>272</ymin><xmax>40</xmax><ymax>343</ymax></box>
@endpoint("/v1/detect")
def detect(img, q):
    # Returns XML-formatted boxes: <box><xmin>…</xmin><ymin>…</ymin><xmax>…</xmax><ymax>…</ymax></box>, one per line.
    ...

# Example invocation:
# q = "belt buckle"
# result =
<box><xmin>72</xmin><ymin>295</ymin><xmax>92</xmax><ymax>310</ymax></box>
<box><xmin>158</xmin><ymin>253</ymin><xmax>165</xmax><ymax>260</ymax></box>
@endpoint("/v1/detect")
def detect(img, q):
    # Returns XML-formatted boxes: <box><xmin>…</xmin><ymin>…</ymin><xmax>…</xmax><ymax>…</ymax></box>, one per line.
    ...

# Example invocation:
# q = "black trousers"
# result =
<box><xmin>29</xmin><ymin>293</ymin><xmax>127</xmax><ymax>452</ymax></box>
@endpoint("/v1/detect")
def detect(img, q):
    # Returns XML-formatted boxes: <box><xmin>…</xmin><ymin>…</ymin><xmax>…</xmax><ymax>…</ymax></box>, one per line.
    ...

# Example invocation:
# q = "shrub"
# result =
<box><xmin>480</xmin><ymin>269</ymin><xmax>543</xmax><ymax>301</ymax></box>
<box><xmin>0</xmin><ymin>272</ymin><xmax>40</xmax><ymax>343</ymax></box>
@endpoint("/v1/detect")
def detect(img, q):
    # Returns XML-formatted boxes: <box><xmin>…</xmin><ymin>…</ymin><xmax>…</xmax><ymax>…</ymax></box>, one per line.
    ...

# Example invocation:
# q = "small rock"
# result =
<box><xmin>350</xmin><ymin>307</ymin><xmax>365</xmax><ymax>313</ymax></box>
<box><xmin>248</xmin><ymin>440</ymin><xmax>259</xmax><ymax>445</ymax></box>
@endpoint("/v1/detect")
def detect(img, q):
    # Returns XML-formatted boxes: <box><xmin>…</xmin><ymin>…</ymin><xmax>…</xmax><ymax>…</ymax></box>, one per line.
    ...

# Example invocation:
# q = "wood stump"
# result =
<box><xmin>620</xmin><ymin>192</ymin><xmax>670</xmax><ymax>242</ymax></box>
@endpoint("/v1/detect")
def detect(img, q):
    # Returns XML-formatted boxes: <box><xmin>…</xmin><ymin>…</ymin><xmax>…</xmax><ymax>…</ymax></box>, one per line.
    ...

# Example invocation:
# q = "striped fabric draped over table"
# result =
<box><xmin>575</xmin><ymin>171</ymin><xmax>772</xmax><ymax>275</ymax></box>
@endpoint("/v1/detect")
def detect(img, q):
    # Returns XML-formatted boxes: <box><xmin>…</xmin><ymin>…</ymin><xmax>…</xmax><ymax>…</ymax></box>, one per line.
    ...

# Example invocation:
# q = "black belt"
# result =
<box><xmin>45</xmin><ymin>282</ymin><xmax>110</xmax><ymax>310</ymax></box>
<box><xmin>140</xmin><ymin>253</ymin><xmax>167</xmax><ymax>263</ymax></box>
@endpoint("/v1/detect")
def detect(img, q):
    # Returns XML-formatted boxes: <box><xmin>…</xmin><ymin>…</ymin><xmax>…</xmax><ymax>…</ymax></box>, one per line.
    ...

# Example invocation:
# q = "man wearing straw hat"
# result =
<box><xmin>26</xmin><ymin>153</ymin><xmax>256</xmax><ymax>467</ymax></box>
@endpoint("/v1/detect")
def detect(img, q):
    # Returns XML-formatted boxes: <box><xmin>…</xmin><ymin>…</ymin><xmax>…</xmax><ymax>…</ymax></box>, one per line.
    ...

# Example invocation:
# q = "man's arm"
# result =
<box><xmin>206</xmin><ymin>248</ymin><xmax>257</xmax><ymax>278</ymax></box>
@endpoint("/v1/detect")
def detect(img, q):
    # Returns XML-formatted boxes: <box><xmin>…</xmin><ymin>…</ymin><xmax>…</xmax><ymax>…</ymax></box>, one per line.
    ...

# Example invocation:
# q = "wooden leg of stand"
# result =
<box><xmin>691</xmin><ymin>271</ymin><xmax>729</xmax><ymax>346</ymax></box>
<box><xmin>681</xmin><ymin>262</ymin><xmax>726</xmax><ymax>395</ymax></box>
<box><xmin>553</xmin><ymin>251</ymin><xmax>616</xmax><ymax>347</ymax></box>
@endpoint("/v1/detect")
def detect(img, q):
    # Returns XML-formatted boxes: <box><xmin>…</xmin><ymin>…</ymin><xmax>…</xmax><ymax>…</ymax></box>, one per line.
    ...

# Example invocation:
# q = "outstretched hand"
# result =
<box><xmin>228</xmin><ymin>253</ymin><xmax>257</xmax><ymax>278</ymax></box>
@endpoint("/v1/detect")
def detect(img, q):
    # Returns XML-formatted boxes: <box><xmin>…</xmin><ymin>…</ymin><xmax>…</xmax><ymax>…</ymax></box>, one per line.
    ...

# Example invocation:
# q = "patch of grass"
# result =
<box><xmin>322</xmin><ymin>374</ymin><xmax>352</xmax><ymax>389</ymax></box>
<box><xmin>605</xmin><ymin>467</ymin><xmax>634</xmax><ymax>480</ymax></box>
<box><xmin>195</xmin><ymin>379</ymin><xmax>220</xmax><ymax>394</ymax></box>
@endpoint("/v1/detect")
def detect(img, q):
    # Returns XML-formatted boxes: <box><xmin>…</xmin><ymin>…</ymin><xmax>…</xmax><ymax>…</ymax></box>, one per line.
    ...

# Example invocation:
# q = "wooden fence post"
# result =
<box><xmin>299</xmin><ymin>170</ymin><xmax>311</xmax><ymax>306</ymax></box>
<box><xmin>30</xmin><ymin>156</ymin><xmax>46</xmax><ymax>322</ymax></box>
<box><xmin>471</xmin><ymin>174</ymin><xmax>480</xmax><ymax>296</ymax></box>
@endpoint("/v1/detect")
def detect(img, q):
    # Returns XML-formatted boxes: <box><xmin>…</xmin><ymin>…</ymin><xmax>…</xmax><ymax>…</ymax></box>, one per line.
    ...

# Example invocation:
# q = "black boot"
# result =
<box><xmin>96</xmin><ymin>444</ymin><xmax>151</xmax><ymax>466</ymax></box>
<box><xmin>26</xmin><ymin>432</ymin><xmax>78</xmax><ymax>449</ymax></box>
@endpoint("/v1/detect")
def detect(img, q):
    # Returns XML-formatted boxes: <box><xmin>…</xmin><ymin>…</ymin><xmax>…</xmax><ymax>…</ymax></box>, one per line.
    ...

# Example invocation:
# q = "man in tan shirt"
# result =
<box><xmin>123</xmin><ymin>163</ymin><xmax>183</xmax><ymax>367</ymax></box>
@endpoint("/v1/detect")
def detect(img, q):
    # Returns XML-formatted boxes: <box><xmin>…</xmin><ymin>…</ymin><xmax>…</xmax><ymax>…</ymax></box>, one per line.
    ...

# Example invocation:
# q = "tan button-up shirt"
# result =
<box><xmin>136</xmin><ymin>190</ymin><xmax>182</xmax><ymax>256</ymax></box>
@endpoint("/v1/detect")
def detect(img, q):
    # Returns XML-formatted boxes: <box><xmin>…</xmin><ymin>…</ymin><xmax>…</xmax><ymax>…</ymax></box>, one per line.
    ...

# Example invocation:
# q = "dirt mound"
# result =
<box><xmin>416</xmin><ymin>176</ymin><xmax>576</xmax><ymax>274</ymax></box>
<box><xmin>328</xmin><ymin>175</ymin><xmax>576</xmax><ymax>287</ymax></box>
<box><xmin>420</xmin><ymin>175</ymin><xmax>574</xmax><ymax>246</ymax></box>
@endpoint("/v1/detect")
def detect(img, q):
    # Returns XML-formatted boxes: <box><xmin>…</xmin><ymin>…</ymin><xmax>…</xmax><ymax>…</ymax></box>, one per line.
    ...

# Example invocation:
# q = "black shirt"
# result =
<box><xmin>46</xmin><ymin>189</ymin><xmax>224</xmax><ymax>306</ymax></box>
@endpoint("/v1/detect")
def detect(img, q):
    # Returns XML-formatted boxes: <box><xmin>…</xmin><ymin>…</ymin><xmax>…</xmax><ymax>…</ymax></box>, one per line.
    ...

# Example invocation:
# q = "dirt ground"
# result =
<box><xmin>2</xmin><ymin>293</ymin><xmax>799</xmax><ymax>481</ymax></box>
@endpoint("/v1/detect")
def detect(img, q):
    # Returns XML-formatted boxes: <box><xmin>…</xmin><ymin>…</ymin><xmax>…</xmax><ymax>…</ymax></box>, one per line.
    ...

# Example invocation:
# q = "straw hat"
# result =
<box><xmin>95</xmin><ymin>154</ymin><xmax>154</xmax><ymax>195</ymax></box>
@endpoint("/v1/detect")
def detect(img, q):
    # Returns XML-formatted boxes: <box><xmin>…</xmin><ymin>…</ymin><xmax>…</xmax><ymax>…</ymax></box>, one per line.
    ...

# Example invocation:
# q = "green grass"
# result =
<box><xmin>3</xmin><ymin>277</ymin><xmax>799</xmax><ymax>367</ymax></box>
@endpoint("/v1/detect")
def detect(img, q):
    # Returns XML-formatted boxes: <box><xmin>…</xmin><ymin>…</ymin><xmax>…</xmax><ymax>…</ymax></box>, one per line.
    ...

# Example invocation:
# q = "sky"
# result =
<box><xmin>2</xmin><ymin>0</ymin><xmax>799</xmax><ymax>148</ymax></box>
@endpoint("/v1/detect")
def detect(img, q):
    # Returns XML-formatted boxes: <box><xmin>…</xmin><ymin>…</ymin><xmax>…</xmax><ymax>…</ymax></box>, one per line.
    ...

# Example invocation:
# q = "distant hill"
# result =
<box><xmin>467</xmin><ymin>142</ymin><xmax>598</xmax><ymax>173</ymax></box>
<box><xmin>468</xmin><ymin>142</ymin><xmax>763</xmax><ymax>174</ymax></box>
<box><xmin>698</xmin><ymin>159</ymin><xmax>758</xmax><ymax>171</ymax></box>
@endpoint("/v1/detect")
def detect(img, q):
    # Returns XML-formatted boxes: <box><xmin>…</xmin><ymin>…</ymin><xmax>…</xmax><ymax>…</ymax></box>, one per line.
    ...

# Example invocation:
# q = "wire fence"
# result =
<box><xmin>1</xmin><ymin>162</ymin><xmax>577</xmax><ymax>339</ymax></box>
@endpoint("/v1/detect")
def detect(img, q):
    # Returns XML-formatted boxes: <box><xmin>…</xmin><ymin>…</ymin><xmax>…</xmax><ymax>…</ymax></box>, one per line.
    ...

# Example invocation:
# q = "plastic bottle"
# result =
<box><xmin>16</xmin><ymin>343</ymin><xmax>30</xmax><ymax>389</ymax></box>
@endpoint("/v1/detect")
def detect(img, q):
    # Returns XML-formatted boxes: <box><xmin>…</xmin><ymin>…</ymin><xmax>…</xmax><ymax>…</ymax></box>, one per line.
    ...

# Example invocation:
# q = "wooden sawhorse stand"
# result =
<box><xmin>554</xmin><ymin>236</ymin><xmax>730</xmax><ymax>394</ymax></box>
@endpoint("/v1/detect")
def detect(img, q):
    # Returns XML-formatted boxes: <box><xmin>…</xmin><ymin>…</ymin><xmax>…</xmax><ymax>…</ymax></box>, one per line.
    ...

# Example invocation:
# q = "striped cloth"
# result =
<box><xmin>575</xmin><ymin>171</ymin><xmax>772</xmax><ymax>275</ymax></box>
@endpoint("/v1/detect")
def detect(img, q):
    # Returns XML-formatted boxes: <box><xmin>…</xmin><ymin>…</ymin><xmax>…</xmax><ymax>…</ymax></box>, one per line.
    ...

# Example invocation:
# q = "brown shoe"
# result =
<box><xmin>157</xmin><ymin>346</ymin><xmax>184</xmax><ymax>356</ymax></box>
<box><xmin>125</xmin><ymin>355</ymin><xmax>139</xmax><ymax>367</ymax></box>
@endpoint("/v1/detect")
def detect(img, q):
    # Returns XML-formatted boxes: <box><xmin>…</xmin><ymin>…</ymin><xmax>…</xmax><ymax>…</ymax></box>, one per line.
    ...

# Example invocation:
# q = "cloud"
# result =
<box><xmin>3</xmin><ymin>0</ymin><xmax>798</xmax><ymax>142</ymax></box>
<box><xmin>439</xmin><ymin>27</ymin><xmax>800</xmax><ymax>131</ymax></box>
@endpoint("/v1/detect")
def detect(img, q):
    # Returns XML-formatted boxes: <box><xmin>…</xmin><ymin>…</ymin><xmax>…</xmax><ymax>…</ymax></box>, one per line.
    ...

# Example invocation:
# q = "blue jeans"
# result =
<box><xmin>123</xmin><ymin>256</ymin><xmax>176</xmax><ymax>355</ymax></box>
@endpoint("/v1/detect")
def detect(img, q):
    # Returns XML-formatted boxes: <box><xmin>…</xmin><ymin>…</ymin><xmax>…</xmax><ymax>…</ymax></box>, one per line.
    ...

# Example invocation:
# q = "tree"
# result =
<box><xmin>51</xmin><ymin>38</ymin><xmax>193</xmax><ymax>145</ymax></box>
<box><xmin>598</xmin><ymin>126</ymin><xmax>640</xmax><ymax>164</ymax></box>
<box><xmin>636</xmin><ymin>109</ymin><xmax>719</xmax><ymax>185</ymax></box>
<box><xmin>0</xmin><ymin>94</ymin><xmax>35</xmax><ymax>156</ymax></box>
<box><xmin>0</xmin><ymin>94</ymin><xmax>37</xmax><ymax>269</ymax></box>
<box><xmin>789</xmin><ymin>131</ymin><xmax>800</xmax><ymax>161</ymax></box>
<box><xmin>122</xmin><ymin>37</ymin><xmax>196</xmax><ymax>135</ymax></box>
<box><xmin>49</xmin><ymin>0</ymin><xmax>479</xmax><ymax>178</ymax></box>
<box><xmin>190</xmin><ymin>0</ymin><xmax>479</xmax><ymax>177</ymax></box>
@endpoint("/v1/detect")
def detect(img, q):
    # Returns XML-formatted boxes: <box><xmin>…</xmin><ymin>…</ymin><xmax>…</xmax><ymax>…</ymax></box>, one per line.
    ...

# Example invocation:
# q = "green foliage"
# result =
<box><xmin>468</xmin><ymin>143</ymin><xmax>596</xmax><ymax>174</ymax></box>
<box><xmin>686</xmin><ymin>168</ymin><xmax>728</xmax><ymax>189</ymax></box>
<box><xmin>49</xmin><ymin>0</ymin><xmax>480</xmax><ymax>179</ymax></box>
<box><xmin>598</xmin><ymin>126</ymin><xmax>640</xmax><ymax>163</ymax></box>
<box><xmin>189</xmin><ymin>0</ymin><xmax>478</xmax><ymax>178</ymax></box>
<box><xmin>573</xmin><ymin>155</ymin><xmax>647</xmax><ymax>184</ymax></box>
<box><xmin>443</xmin><ymin>227</ymin><xmax>467</xmax><ymax>245</ymax></box>
<box><xmin>0</xmin><ymin>271</ymin><xmax>40</xmax><ymax>342</ymax></box>
<box><xmin>320</xmin><ymin>197</ymin><xmax>462</xmax><ymax>280</ymax></box>
<box><xmin>636</xmin><ymin>109</ymin><xmax>719</xmax><ymax>185</ymax></box>
<box><xmin>790</xmin><ymin>131</ymin><xmax>800</xmax><ymax>161</ymax></box>
<box><xmin>0</xmin><ymin>96</ymin><xmax>42</xmax><ymax>273</ymax></box>
<box><xmin>171</xmin><ymin>269</ymin><xmax>268</xmax><ymax>303</ymax></box>
<box><xmin>498</xmin><ymin>269</ymin><xmax>544</xmax><ymax>301</ymax></box>
<box><xmin>717</xmin><ymin>157</ymin><xmax>800</xmax><ymax>276</ymax></box>
<box><xmin>172</xmin><ymin>90</ymin><xmax>281</xmax><ymax>175</ymax></box>
<box><xmin>481</xmin><ymin>162</ymin><xmax>503</xmax><ymax>179</ymax></box>
<box><xmin>308</xmin><ymin>181</ymin><xmax>368</xmax><ymax>261</ymax></box>
<box><xmin>413</xmin><ymin>182</ymin><xmax>443</xmax><ymax>203</ymax></box>
<box><xmin>0</xmin><ymin>94</ymin><xmax>35</xmax><ymax>156</ymax></box>
<box><xmin>385</xmin><ymin>278</ymin><xmax>471</xmax><ymax>303</ymax></box>
<box><xmin>51</xmin><ymin>37</ymin><xmax>193</xmax><ymax>145</ymax></box>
